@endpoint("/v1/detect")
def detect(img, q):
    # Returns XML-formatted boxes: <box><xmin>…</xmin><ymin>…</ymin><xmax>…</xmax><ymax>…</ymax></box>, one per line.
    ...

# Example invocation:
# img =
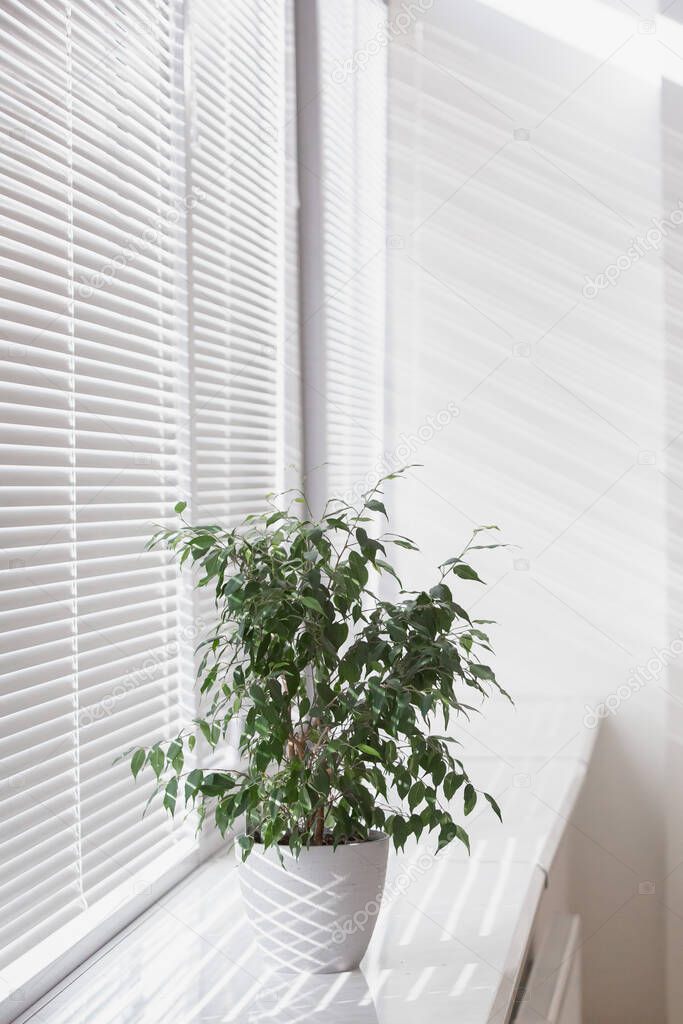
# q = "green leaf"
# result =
<box><xmin>449</xmin><ymin>563</ymin><xmax>483</xmax><ymax>582</ymax></box>
<box><xmin>463</xmin><ymin>783</ymin><xmax>477</xmax><ymax>815</ymax></box>
<box><xmin>198</xmin><ymin>720</ymin><xmax>218</xmax><ymax>748</ymax></box>
<box><xmin>167</xmin><ymin>738</ymin><xmax>182</xmax><ymax>762</ymax></box>
<box><xmin>163</xmin><ymin>776</ymin><xmax>178</xmax><ymax>815</ymax></box>
<box><xmin>215</xmin><ymin>800</ymin><xmax>232</xmax><ymax>836</ymax></box>
<box><xmin>223</xmin><ymin>576</ymin><xmax>242</xmax><ymax>596</ymax></box>
<box><xmin>443</xmin><ymin>772</ymin><xmax>464</xmax><ymax>801</ymax></box>
<box><xmin>174</xmin><ymin>500</ymin><xmax>187</xmax><ymax>514</ymax></box>
<box><xmin>192</xmin><ymin>535</ymin><xmax>215</xmax><ymax>553</ymax></box>
<box><xmin>300</xmin><ymin>595</ymin><xmax>324</xmax><ymax>614</ymax></box>
<box><xmin>471</xmin><ymin>664</ymin><xmax>496</xmax><ymax>682</ymax></box>
<box><xmin>185</xmin><ymin>768</ymin><xmax>203</xmax><ymax>803</ymax></box>
<box><xmin>437</xmin><ymin>819</ymin><xmax>470</xmax><ymax>853</ymax></box>
<box><xmin>408</xmin><ymin>781</ymin><xmax>425</xmax><ymax>811</ymax></box>
<box><xmin>467</xmin><ymin>543</ymin><xmax>508</xmax><ymax>551</ymax></box>
<box><xmin>392</xmin><ymin>817</ymin><xmax>408</xmax><ymax>851</ymax></box>
<box><xmin>452</xmin><ymin>602</ymin><xmax>472</xmax><ymax>623</ymax></box>
<box><xmin>375</xmin><ymin>558</ymin><xmax>401</xmax><ymax>583</ymax></box>
<box><xmin>149</xmin><ymin>745</ymin><xmax>165</xmax><ymax>780</ymax></box>
<box><xmin>455</xmin><ymin>824</ymin><xmax>470</xmax><ymax>853</ymax></box>
<box><xmin>200</xmin><ymin>664</ymin><xmax>218</xmax><ymax>695</ymax></box>
<box><xmin>366</xmin><ymin>499</ymin><xmax>387</xmax><ymax>518</ymax></box>
<box><xmin>484</xmin><ymin>792</ymin><xmax>502</xmax><ymax>822</ymax></box>
<box><xmin>238</xmin><ymin>834</ymin><xmax>255</xmax><ymax>860</ymax></box>
<box><xmin>131</xmin><ymin>748</ymin><xmax>146</xmax><ymax>779</ymax></box>
<box><xmin>357</xmin><ymin>743</ymin><xmax>383</xmax><ymax>760</ymax></box>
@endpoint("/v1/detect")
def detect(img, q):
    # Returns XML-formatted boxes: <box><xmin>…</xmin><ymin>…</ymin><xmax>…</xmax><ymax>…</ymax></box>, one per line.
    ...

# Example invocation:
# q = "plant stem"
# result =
<box><xmin>313</xmin><ymin>805</ymin><xmax>324</xmax><ymax>845</ymax></box>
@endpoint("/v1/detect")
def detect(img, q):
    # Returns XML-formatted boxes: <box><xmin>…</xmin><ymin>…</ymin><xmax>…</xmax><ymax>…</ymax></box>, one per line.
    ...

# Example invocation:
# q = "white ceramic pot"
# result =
<box><xmin>235</xmin><ymin>831</ymin><xmax>389</xmax><ymax>974</ymax></box>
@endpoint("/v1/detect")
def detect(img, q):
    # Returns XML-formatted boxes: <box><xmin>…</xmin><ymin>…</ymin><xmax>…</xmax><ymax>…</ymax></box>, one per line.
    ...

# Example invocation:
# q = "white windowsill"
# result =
<box><xmin>13</xmin><ymin>695</ymin><xmax>598</xmax><ymax>1024</ymax></box>
<box><xmin>0</xmin><ymin>830</ymin><xmax>223</xmax><ymax>1024</ymax></box>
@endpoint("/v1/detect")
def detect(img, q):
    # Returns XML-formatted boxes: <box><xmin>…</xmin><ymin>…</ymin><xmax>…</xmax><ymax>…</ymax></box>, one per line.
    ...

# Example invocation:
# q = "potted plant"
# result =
<box><xmin>126</xmin><ymin>471</ymin><xmax>508</xmax><ymax>973</ymax></box>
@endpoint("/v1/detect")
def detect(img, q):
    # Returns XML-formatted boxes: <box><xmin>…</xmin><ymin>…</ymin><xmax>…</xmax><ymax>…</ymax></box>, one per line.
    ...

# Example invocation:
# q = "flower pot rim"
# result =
<box><xmin>239</xmin><ymin>829</ymin><xmax>389</xmax><ymax>854</ymax></box>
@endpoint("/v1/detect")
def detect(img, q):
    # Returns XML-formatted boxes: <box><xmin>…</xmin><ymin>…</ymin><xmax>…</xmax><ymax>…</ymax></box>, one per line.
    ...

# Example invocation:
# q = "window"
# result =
<box><xmin>317</xmin><ymin>1</ymin><xmax>387</xmax><ymax>501</ymax></box>
<box><xmin>187</xmin><ymin>0</ymin><xmax>286</xmax><ymax>526</ymax></box>
<box><xmin>0</xmin><ymin>0</ymin><xmax>387</xmax><ymax>1011</ymax></box>
<box><xmin>297</xmin><ymin>0</ymin><xmax>388</xmax><ymax>507</ymax></box>
<box><xmin>1</xmin><ymin>0</ymin><xmax>190</xmax><ymax>974</ymax></box>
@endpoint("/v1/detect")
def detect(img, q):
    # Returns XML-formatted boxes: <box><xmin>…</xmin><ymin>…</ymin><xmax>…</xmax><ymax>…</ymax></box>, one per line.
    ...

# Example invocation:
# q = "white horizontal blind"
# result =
<box><xmin>70</xmin><ymin>0</ymin><xmax>184</xmax><ymax>902</ymax></box>
<box><xmin>184</xmin><ymin>0</ymin><xmax>287</xmax><ymax>769</ymax></box>
<box><xmin>0</xmin><ymin>0</ymin><xmax>83</xmax><ymax>969</ymax></box>
<box><xmin>0</xmin><ymin>0</ymin><xmax>188</xmax><ymax>970</ymax></box>
<box><xmin>317</xmin><ymin>0</ymin><xmax>387</xmax><ymax>500</ymax></box>
<box><xmin>188</xmin><ymin>0</ymin><xmax>285</xmax><ymax>527</ymax></box>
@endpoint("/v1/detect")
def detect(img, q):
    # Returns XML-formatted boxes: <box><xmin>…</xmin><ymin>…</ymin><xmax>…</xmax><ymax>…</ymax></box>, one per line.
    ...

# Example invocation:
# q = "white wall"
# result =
<box><xmin>385</xmin><ymin>1</ymin><xmax>672</xmax><ymax>1019</ymax></box>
